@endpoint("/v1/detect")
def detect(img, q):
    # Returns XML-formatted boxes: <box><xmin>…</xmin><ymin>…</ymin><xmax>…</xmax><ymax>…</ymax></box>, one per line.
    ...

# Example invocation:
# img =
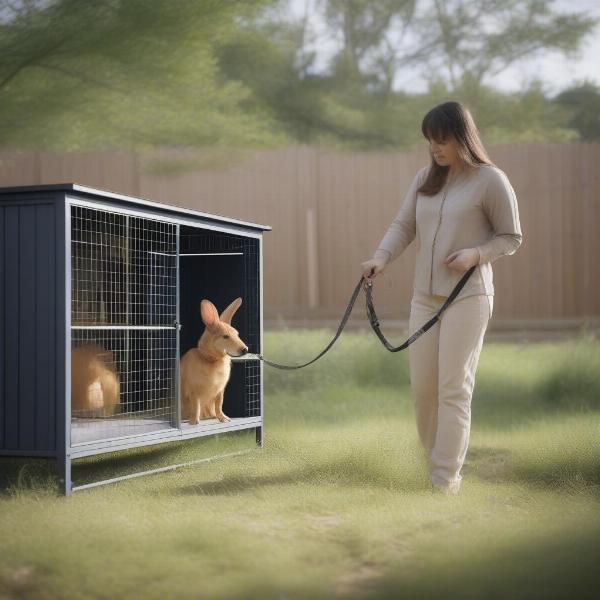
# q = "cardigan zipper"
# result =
<box><xmin>429</xmin><ymin>188</ymin><xmax>448</xmax><ymax>295</ymax></box>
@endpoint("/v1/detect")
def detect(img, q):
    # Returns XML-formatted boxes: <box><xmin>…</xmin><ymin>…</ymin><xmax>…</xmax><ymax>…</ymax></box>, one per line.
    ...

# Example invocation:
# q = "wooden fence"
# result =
<box><xmin>1</xmin><ymin>142</ymin><xmax>599</xmax><ymax>325</ymax></box>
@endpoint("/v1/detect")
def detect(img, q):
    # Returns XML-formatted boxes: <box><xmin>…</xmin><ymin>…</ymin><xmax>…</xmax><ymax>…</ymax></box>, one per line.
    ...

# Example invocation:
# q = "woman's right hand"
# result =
<box><xmin>360</xmin><ymin>257</ymin><xmax>387</xmax><ymax>281</ymax></box>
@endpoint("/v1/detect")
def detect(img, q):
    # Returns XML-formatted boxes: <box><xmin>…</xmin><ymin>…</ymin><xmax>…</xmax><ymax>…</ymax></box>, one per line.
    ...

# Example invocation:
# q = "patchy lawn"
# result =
<box><xmin>1</xmin><ymin>331</ymin><xmax>599</xmax><ymax>599</ymax></box>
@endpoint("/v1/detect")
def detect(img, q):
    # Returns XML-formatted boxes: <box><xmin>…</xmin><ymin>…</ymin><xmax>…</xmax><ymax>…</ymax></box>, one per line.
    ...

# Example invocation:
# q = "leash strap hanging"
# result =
<box><xmin>365</xmin><ymin>265</ymin><xmax>476</xmax><ymax>352</ymax></box>
<box><xmin>259</xmin><ymin>275</ymin><xmax>364</xmax><ymax>370</ymax></box>
<box><xmin>259</xmin><ymin>265</ymin><xmax>476</xmax><ymax>369</ymax></box>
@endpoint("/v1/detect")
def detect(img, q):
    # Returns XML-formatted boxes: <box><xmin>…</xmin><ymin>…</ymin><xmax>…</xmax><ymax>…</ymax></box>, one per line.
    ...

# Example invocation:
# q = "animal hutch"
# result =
<box><xmin>0</xmin><ymin>183</ymin><xmax>269</xmax><ymax>494</ymax></box>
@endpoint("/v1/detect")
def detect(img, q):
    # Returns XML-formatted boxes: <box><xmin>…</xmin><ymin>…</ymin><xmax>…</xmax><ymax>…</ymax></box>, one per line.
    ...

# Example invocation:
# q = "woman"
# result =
<box><xmin>361</xmin><ymin>101</ymin><xmax>522</xmax><ymax>495</ymax></box>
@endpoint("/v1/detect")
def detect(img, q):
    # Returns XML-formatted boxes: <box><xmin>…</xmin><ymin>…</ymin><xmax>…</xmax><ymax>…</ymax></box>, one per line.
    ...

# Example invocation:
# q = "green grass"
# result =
<box><xmin>0</xmin><ymin>329</ymin><xmax>599</xmax><ymax>599</ymax></box>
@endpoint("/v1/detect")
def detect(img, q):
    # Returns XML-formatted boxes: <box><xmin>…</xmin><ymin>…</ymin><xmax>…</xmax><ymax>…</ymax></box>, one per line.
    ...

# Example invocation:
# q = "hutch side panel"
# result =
<box><xmin>0</xmin><ymin>200</ymin><xmax>60</xmax><ymax>454</ymax></box>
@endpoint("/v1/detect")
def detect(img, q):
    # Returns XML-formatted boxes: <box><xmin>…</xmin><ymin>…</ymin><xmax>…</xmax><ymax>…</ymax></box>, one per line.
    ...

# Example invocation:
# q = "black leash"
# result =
<box><xmin>258</xmin><ymin>266</ymin><xmax>476</xmax><ymax>369</ymax></box>
<box><xmin>365</xmin><ymin>265</ymin><xmax>476</xmax><ymax>352</ymax></box>
<box><xmin>258</xmin><ymin>270</ymin><xmax>364</xmax><ymax>370</ymax></box>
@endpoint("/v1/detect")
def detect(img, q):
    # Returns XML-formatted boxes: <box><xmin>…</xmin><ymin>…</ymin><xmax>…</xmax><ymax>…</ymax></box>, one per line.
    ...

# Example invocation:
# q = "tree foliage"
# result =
<box><xmin>0</xmin><ymin>0</ymin><xmax>285</xmax><ymax>163</ymax></box>
<box><xmin>0</xmin><ymin>0</ymin><xmax>597</xmax><ymax>161</ymax></box>
<box><xmin>554</xmin><ymin>81</ymin><xmax>600</xmax><ymax>142</ymax></box>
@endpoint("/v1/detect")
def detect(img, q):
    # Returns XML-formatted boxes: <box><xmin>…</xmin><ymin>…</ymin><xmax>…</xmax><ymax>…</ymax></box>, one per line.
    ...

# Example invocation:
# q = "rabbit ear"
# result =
<box><xmin>219</xmin><ymin>297</ymin><xmax>242</xmax><ymax>325</ymax></box>
<box><xmin>200</xmin><ymin>300</ymin><xmax>220</xmax><ymax>328</ymax></box>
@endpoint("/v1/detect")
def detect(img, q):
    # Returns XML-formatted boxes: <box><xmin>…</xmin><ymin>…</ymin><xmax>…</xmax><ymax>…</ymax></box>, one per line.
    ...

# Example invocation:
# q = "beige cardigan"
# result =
<box><xmin>373</xmin><ymin>164</ymin><xmax>522</xmax><ymax>299</ymax></box>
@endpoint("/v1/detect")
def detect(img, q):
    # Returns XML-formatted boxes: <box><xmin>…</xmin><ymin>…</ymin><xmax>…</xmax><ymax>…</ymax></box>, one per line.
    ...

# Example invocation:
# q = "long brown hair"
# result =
<box><xmin>418</xmin><ymin>101</ymin><xmax>493</xmax><ymax>196</ymax></box>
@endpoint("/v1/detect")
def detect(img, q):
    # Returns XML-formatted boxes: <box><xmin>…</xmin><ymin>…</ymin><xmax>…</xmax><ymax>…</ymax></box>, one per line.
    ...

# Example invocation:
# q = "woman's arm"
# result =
<box><xmin>475</xmin><ymin>168</ymin><xmax>523</xmax><ymax>265</ymax></box>
<box><xmin>373</xmin><ymin>166</ymin><xmax>428</xmax><ymax>264</ymax></box>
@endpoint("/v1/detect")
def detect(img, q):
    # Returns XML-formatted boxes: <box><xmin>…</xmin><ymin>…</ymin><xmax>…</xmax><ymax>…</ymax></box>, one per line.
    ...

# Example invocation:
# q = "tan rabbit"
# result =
<box><xmin>180</xmin><ymin>297</ymin><xmax>249</xmax><ymax>425</ymax></box>
<box><xmin>71</xmin><ymin>344</ymin><xmax>120</xmax><ymax>417</ymax></box>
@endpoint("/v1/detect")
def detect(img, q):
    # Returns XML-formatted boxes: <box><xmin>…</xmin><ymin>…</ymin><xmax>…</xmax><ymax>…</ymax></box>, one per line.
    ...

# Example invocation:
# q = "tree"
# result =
<box><xmin>553</xmin><ymin>80</ymin><xmax>600</xmax><ymax>142</ymax></box>
<box><xmin>294</xmin><ymin>0</ymin><xmax>597</xmax><ymax>97</ymax></box>
<box><xmin>215</xmin><ymin>9</ymin><xmax>400</xmax><ymax>149</ymax></box>
<box><xmin>416</xmin><ymin>0</ymin><xmax>598</xmax><ymax>94</ymax></box>
<box><xmin>0</xmin><ymin>0</ymin><xmax>285</xmax><ymax>167</ymax></box>
<box><xmin>322</xmin><ymin>0</ymin><xmax>418</xmax><ymax>95</ymax></box>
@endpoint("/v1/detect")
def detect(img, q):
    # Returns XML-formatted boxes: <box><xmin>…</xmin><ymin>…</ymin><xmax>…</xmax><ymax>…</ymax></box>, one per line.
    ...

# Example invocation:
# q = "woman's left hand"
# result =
<box><xmin>444</xmin><ymin>248</ymin><xmax>480</xmax><ymax>273</ymax></box>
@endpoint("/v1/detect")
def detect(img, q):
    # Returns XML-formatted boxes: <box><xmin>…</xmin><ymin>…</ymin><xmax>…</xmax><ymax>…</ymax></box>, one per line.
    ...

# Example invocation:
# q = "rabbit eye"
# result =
<box><xmin>222</xmin><ymin>335</ymin><xmax>230</xmax><ymax>339</ymax></box>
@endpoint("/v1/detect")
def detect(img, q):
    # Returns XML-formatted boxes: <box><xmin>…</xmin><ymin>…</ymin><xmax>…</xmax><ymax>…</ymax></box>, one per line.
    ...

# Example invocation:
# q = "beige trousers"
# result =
<box><xmin>408</xmin><ymin>289</ymin><xmax>493</xmax><ymax>490</ymax></box>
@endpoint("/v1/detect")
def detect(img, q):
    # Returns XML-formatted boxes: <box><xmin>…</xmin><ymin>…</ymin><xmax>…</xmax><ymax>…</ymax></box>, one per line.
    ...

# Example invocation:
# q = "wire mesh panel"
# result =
<box><xmin>130</xmin><ymin>216</ymin><xmax>178</xmax><ymax>326</ymax></box>
<box><xmin>245</xmin><ymin>360</ymin><xmax>261</xmax><ymax>417</ymax></box>
<box><xmin>71</xmin><ymin>207</ymin><xmax>128</xmax><ymax>325</ymax></box>
<box><xmin>70</xmin><ymin>329</ymin><xmax>177</xmax><ymax>444</ymax></box>
<box><xmin>71</xmin><ymin>206</ymin><xmax>177</xmax><ymax>326</ymax></box>
<box><xmin>70</xmin><ymin>205</ymin><xmax>178</xmax><ymax>445</ymax></box>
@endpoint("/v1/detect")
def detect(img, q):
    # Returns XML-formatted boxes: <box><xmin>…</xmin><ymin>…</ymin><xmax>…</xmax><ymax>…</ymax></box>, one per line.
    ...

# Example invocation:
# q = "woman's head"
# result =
<box><xmin>419</xmin><ymin>101</ymin><xmax>493</xmax><ymax>195</ymax></box>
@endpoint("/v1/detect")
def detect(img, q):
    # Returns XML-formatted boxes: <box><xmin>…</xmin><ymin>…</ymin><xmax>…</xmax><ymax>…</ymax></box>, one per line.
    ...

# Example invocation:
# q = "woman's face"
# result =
<box><xmin>429</xmin><ymin>134</ymin><xmax>462</xmax><ymax>168</ymax></box>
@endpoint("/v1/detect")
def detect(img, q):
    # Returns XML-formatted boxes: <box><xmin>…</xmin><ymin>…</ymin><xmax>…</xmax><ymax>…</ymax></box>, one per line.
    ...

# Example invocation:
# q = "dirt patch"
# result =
<box><xmin>334</xmin><ymin>561</ymin><xmax>385</xmax><ymax>597</ymax></box>
<box><xmin>1</xmin><ymin>565</ymin><xmax>41</xmax><ymax>598</ymax></box>
<box><xmin>463</xmin><ymin>447</ymin><xmax>513</xmax><ymax>482</ymax></box>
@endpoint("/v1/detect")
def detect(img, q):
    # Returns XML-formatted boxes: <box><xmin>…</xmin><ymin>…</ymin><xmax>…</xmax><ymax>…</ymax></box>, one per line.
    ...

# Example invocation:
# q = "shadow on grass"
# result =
<box><xmin>511</xmin><ymin>459</ymin><xmax>600</xmax><ymax>493</ymax></box>
<box><xmin>172</xmin><ymin>434</ymin><xmax>600</xmax><ymax>500</ymax></box>
<box><xmin>354</xmin><ymin>523</ymin><xmax>600</xmax><ymax>600</ymax></box>
<box><xmin>463</xmin><ymin>442</ymin><xmax>600</xmax><ymax>492</ymax></box>
<box><xmin>69</xmin><ymin>432</ymin><xmax>253</xmax><ymax>486</ymax></box>
<box><xmin>0</xmin><ymin>429</ymin><xmax>255</xmax><ymax>496</ymax></box>
<box><xmin>473</xmin><ymin>367</ymin><xmax>600</xmax><ymax>427</ymax></box>
<box><xmin>174</xmin><ymin>454</ymin><xmax>430</xmax><ymax>497</ymax></box>
<box><xmin>0</xmin><ymin>445</ymin><xmax>190</xmax><ymax>496</ymax></box>
<box><xmin>462</xmin><ymin>446</ymin><xmax>514</xmax><ymax>482</ymax></box>
<box><xmin>0</xmin><ymin>457</ymin><xmax>58</xmax><ymax>496</ymax></box>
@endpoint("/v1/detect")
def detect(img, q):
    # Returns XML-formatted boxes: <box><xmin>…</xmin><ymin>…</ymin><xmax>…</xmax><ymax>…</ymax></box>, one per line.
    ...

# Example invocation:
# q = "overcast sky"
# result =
<box><xmin>286</xmin><ymin>0</ymin><xmax>600</xmax><ymax>96</ymax></box>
